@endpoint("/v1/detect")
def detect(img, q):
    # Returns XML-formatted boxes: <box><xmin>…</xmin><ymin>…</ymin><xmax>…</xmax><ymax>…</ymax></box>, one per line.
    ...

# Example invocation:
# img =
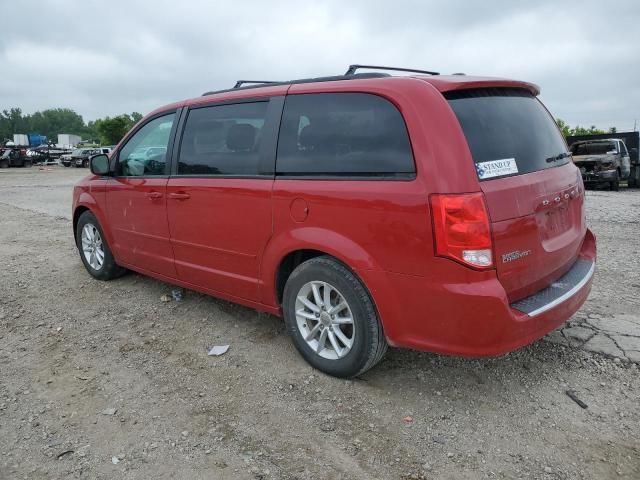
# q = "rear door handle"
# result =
<box><xmin>169</xmin><ymin>192</ymin><xmax>191</xmax><ymax>200</ymax></box>
<box><xmin>146</xmin><ymin>191</ymin><xmax>163</xmax><ymax>200</ymax></box>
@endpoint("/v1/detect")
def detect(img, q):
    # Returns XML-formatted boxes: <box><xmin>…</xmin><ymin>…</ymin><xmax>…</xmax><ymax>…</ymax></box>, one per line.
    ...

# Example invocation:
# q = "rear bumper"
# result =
<box><xmin>366</xmin><ymin>228</ymin><xmax>597</xmax><ymax>357</ymax></box>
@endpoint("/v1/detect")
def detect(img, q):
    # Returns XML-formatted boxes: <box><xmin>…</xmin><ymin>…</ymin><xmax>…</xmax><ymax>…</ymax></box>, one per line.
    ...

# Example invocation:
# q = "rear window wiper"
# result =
<box><xmin>545</xmin><ymin>152</ymin><xmax>571</xmax><ymax>163</ymax></box>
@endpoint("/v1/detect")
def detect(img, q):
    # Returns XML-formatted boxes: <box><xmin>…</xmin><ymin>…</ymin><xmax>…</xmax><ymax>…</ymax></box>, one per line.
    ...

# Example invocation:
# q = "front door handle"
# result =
<box><xmin>169</xmin><ymin>192</ymin><xmax>191</xmax><ymax>200</ymax></box>
<box><xmin>146</xmin><ymin>191</ymin><xmax>163</xmax><ymax>200</ymax></box>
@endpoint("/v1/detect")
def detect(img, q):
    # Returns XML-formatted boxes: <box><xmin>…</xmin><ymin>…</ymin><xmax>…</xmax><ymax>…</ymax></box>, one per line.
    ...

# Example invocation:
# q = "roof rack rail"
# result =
<box><xmin>345</xmin><ymin>64</ymin><xmax>440</xmax><ymax>76</ymax></box>
<box><xmin>233</xmin><ymin>80</ymin><xmax>280</xmax><ymax>89</ymax></box>
<box><xmin>201</xmin><ymin>72</ymin><xmax>389</xmax><ymax>96</ymax></box>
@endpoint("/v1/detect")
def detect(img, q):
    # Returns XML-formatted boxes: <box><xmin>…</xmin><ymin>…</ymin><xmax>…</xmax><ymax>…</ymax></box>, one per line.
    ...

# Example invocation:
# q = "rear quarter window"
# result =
<box><xmin>445</xmin><ymin>88</ymin><xmax>569</xmax><ymax>180</ymax></box>
<box><xmin>276</xmin><ymin>93</ymin><xmax>415</xmax><ymax>177</ymax></box>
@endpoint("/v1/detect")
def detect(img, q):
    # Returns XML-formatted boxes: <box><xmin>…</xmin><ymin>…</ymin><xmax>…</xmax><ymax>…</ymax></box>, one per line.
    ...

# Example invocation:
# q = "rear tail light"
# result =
<box><xmin>430</xmin><ymin>193</ymin><xmax>493</xmax><ymax>269</ymax></box>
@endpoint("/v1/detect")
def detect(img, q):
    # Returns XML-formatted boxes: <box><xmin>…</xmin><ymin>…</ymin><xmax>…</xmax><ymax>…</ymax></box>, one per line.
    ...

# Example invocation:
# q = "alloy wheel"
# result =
<box><xmin>295</xmin><ymin>281</ymin><xmax>355</xmax><ymax>360</ymax></box>
<box><xmin>81</xmin><ymin>223</ymin><xmax>105</xmax><ymax>270</ymax></box>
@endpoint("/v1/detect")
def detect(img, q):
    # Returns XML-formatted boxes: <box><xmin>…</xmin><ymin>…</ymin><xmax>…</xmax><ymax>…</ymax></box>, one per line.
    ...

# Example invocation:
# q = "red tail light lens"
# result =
<box><xmin>430</xmin><ymin>193</ymin><xmax>493</xmax><ymax>269</ymax></box>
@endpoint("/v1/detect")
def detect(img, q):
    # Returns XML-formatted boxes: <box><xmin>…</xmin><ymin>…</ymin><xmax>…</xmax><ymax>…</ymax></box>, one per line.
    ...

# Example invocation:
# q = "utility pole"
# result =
<box><xmin>634</xmin><ymin>119</ymin><xmax>637</xmax><ymax>132</ymax></box>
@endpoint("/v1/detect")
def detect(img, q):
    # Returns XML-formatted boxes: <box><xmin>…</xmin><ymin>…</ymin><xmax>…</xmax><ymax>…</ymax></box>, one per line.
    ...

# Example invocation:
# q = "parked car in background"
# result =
<box><xmin>59</xmin><ymin>152</ymin><xmax>74</xmax><ymax>166</ymax></box>
<box><xmin>62</xmin><ymin>148</ymin><xmax>111</xmax><ymax>167</ymax></box>
<box><xmin>570</xmin><ymin>138</ymin><xmax>630</xmax><ymax>190</ymax></box>
<box><xmin>73</xmin><ymin>65</ymin><xmax>596</xmax><ymax>377</ymax></box>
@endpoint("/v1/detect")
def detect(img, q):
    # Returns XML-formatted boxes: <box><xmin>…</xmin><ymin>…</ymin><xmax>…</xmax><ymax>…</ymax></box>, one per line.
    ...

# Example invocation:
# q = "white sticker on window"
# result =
<box><xmin>476</xmin><ymin>158</ymin><xmax>518</xmax><ymax>179</ymax></box>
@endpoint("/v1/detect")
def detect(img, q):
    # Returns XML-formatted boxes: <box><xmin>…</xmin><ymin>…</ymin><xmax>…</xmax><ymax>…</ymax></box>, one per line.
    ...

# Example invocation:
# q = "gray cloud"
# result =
<box><xmin>1</xmin><ymin>0</ymin><xmax>638</xmax><ymax>130</ymax></box>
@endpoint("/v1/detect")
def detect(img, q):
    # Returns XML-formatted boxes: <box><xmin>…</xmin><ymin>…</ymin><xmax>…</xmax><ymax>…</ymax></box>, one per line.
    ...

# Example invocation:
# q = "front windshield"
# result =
<box><xmin>571</xmin><ymin>142</ymin><xmax>616</xmax><ymax>155</ymax></box>
<box><xmin>71</xmin><ymin>149</ymin><xmax>84</xmax><ymax>155</ymax></box>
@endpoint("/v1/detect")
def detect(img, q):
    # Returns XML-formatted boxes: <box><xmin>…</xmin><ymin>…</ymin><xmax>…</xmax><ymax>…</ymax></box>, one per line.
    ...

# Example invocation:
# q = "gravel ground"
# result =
<box><xmin>0</xmin><ymin>167</ymin><xmax>639</xmax><ymax>479</ymax></box>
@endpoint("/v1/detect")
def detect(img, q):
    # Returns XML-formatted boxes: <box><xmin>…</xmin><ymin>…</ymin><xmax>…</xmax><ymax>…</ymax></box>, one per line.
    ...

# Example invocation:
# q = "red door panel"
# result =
<box><xmin>166</xmin><ymin>178</ymin><xmax>273</xmax><ymax>301</ymax></box>
<box><xmin>106</xmin><ymin>177</ymin><xmax>176</xmax><ymax>278</ymax></box>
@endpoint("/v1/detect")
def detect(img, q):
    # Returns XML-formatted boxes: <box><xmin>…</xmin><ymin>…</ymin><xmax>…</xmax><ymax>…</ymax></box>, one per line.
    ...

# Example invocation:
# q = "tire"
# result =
<box><xmin>0</xmin><ymin>160</ymin><xmax>8</xmax><ymax>169</ymax></box>
<box><xmin>283</xmin><ymin>256</ymin><xmax>387</xmax><ymax>378</ymax></box>
<box><xmin>63</xmin><ymin>162</ymin><xmax>70</xmax><ymax>167</ymax></box>
<box><xmin>610</xmin><ymin>171</ymin><xmax>620</xmax><ymax>191</ymax></box>
<box><xmin>23</xmin><ymin>160</ymin><xmax>32</xmax><ymax>168</ymax></box>
<box><xmin>82</xmin><ymin>159</ymin><xmax>88</xmax><ymax>168</ymax></box>
<box><xmin>75</xmin><ymin>210</ymin><xmax>126</xmax><ymax>280</ymax></box>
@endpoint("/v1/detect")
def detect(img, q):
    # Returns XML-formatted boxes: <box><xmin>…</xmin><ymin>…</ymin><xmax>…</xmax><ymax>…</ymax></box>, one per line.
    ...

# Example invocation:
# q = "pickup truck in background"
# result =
<box><xmin>570</xmin><ymin>138</ymin><xmax>631</xmax><ymax>190</ymax></box>
<box><xmin>61</xmin><ymin>147</ymin><xmax>111</xmax><ymax>168</ymax></box>
<box><xmin>0</xmin><ymin>146</ymin><xmax>32</xmax><ymax>168</ymax></box>
<box><xmin>567</xmin><ymin>131</ymin><xmax>640</xmax><ymax>189</ymax></box>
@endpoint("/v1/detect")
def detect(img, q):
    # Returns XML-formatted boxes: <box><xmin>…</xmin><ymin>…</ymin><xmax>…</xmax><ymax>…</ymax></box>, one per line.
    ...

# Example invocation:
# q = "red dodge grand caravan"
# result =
<box><xmin>73</xmin><ymin>65</ymin><xmax>596</xmax><ymax>377</ymax></box>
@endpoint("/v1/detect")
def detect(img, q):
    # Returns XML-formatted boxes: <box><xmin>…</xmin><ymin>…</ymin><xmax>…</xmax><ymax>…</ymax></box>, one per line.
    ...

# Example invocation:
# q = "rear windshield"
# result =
<box><xmin>570</xmin><ymin>142</ymin><xmax>616</xmax><ymax>156</ymax></box>
<box><xmin>445</xmin><ymin>88</ymin><xmax>569</xmax><ymax>180</ymax></box>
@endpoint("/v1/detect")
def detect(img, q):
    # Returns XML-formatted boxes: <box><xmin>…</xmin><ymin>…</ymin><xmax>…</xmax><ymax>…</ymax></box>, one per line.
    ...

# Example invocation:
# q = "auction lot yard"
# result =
<box><xmin>0</xmin><ymin>167</ymin><xmax>639</xmax><ymax>480</ymax></box>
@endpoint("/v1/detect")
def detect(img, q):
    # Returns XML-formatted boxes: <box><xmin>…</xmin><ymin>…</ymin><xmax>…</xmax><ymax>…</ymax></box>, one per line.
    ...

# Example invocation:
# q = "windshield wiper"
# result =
<box><xmin>545</xmin><ymin>152</ymin><xmax>571</xmax><ymax>163</ymax></box>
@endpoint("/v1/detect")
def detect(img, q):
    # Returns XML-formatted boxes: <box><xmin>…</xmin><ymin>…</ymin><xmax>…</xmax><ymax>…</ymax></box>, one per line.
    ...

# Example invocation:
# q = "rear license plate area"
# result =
<box><xmin>542</xmin><ymin>205</ymin><xmax>570</xmax><ymax>238</ymax></box>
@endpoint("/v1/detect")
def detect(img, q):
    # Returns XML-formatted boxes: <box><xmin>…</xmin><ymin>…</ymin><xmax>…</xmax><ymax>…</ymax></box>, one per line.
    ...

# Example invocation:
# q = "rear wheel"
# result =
<box><xmin>82</xmin><ymin>159</ymin><xmax>89</xmax><ymax>168</ymax></box>
<box><xmin>0</xmin><ymin>160</ymin><xmax>8</xmax><ymax>169</ymax></box>
<box><xmin>75</xmin><ymin>211</ymin><xmax>126</xmax><ymax>280</ymax></box>
<box><xmin>23</xmin><ymin>160</ymin><xmax>32</xmax><ymax>168</ymax></box>
<box><xmin>283</xmin><ymin>256</ymin><xmax>387</xmax><ymax>378</ymax></box>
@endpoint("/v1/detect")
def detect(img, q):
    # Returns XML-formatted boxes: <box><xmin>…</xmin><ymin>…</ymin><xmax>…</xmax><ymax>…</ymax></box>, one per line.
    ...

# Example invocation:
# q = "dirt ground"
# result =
<box><xmin>0</xmin><ymin>167</ymin><xmax>639</xmax><ymax>480</ymax></box>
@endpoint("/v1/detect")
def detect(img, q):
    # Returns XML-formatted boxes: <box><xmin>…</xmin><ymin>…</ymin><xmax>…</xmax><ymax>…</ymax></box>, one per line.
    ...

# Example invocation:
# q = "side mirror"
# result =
<box><xmin>90</xmin><ymin>154</ymin><xmax>110</xmax><ymax>176</ymax></box>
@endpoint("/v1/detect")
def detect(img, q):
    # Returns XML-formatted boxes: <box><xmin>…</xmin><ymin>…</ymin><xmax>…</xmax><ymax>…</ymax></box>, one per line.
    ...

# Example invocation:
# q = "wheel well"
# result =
<box><xmin>275</xmin><ymin>249</ymin><xmax>327</xmax><ymax>304</ymax></box>
<box><xmin>73</xmin><ymin>206</ymin><xmax>90</xmax><ymax>238</ymax></box>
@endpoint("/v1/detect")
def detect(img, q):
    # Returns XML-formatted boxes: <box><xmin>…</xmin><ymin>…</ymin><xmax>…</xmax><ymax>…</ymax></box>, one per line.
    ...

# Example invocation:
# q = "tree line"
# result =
<box><xmin>555</xmin><ymin>118</ymin><xmax>618</xmax><ymax>137</ymax></box>
<box><xmin>0</xmin><ymin>108</ymin><xmax>143</xmax><ymax>146</ymax></box>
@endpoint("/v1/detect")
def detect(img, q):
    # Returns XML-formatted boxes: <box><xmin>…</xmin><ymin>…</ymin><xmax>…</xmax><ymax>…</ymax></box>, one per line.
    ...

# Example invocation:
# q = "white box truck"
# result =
<box><xmin>13</xmin><ymin>134</ymin><xmax>29</xmax><ymax>146</ymax></box>
<box><xmin>57</xmin><ymin>134</ymin><xmax>82</xmax><ymax>148</ymax></box>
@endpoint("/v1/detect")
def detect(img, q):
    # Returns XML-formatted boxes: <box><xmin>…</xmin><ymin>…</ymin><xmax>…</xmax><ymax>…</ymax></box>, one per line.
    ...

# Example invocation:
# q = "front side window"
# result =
<box><xmin>620</xmin><ymin>142</ymin><xmax>628</xmax><ymax>155</ymax></box>
<box><xmin>276</xmin><ymin>93</ymin><xmax>415</xmax><ymax>176</ymax></box>
<box><xmin>178</xmin><ymin>102</ymin><xmax>268</xmax><ymax>175</ymax></box>
<box><xmin>117</xmin><ymin>113</ymin><xmax>175</xmax><ymax>176</ymax></box>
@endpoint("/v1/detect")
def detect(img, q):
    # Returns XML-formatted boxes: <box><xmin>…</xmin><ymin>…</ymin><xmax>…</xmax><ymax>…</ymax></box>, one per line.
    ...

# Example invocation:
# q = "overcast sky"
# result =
<box><xmin>1</xmin><ymin>0</ymin><xmax>638</xmax><ymax>130</ymax></box>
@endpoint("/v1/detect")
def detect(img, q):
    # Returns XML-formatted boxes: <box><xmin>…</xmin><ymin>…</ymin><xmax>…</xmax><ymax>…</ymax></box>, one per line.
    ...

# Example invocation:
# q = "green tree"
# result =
<box><xmin>130</xmin><ymin>112</ymin><xmax>143</xmax><ymax>125</ymax></box>
<box><xmin>0</xmin><ymin>108</ymin><xmax>28</xmax><ymax>142</ymax></box>
<box><xmin>95</xmin><ymin>115</ymin><xmax>131</xmax><ymax>145</ymax></box>
<box><xmin>555</xmin><ymin>118</ymin><xmax>572</xmax><ymax>137</ymax></box>
<box><xmin>29</xmin><ymin>108</ymin><xmax>88</xmax><ymax>139</ymax></box>
<box><xmin>556</xmin><ymin>118</ymin><xmax>612</xmax><ymax>137</ymax></box>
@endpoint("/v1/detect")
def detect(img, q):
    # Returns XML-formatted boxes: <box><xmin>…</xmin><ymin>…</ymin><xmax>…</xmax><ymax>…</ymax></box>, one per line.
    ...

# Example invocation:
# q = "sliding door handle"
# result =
<box><xmin>168</xmin><ymin>192</ymin><xmax>191</xmax><ymax>200</ymax></box>
<box><xmin>146</xmin><ymin>191</ymin><xmax>163</xmax><ymax>200</ymax></box>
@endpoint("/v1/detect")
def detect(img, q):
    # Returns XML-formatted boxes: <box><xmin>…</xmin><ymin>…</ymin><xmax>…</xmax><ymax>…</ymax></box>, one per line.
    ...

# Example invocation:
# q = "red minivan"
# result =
<box><xmin>73</xmin><ymin>65</ymin><xmax>596</xmax><ymax>377</ymax></box>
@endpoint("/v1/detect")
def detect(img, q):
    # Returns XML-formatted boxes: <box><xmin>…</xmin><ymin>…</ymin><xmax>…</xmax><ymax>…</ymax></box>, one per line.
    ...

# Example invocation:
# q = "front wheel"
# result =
<box><xmin>82</xmin><ymin>159</ymin><xmax>89</xmax><ymax>168</ymax></box>
<box><xmin>610</xmin><ymin>171</ymin><xmax>620</xmax><ymax>191</ymax></box>
<box><xmin>75</xmin><ymin>211</ymin><xmax>126</xmax><ymax>280</ymax></box>
<box><xmin>283</xmin><ymin>256</ymin><xmax>387</xmax><ymax>378</ymax></box>
<box><xmin>23</xmin><ymin>160</ymin><xmax>32</xmax><ymax>168</ymax></box>
<box><xmin>0</xmin><ymin>160</ymin><xmax>8</xmax><ymax>169</ymax></box>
